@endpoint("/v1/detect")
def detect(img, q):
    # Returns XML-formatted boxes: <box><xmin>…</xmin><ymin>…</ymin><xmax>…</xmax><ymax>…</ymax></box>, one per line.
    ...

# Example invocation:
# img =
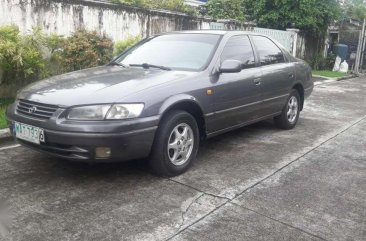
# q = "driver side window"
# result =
<box><xmin>221</xmin><ymin>35</ymin><xmax>256</xmax><ymax>69</ymax></box>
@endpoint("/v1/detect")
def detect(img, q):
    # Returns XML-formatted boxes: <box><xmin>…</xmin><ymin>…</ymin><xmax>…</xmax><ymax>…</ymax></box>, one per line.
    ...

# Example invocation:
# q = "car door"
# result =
<box><xmin>210</xmin><ymin>35</ymin><xmax>263</xmax><ymax>132</ymax></box>
<box><xmin>251</xmin><ymin>35</ymin><xmax>295</xmax><ymax>116</ymax></box>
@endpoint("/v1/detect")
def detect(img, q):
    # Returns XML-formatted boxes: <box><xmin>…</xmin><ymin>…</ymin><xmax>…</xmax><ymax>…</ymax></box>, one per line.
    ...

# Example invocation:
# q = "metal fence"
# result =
<box><xmin>209</xmin><ymin>22</ymin><xmax>225</xmax><ymax>30</ymax></box>
<box><xmin>252</xmin><ymin>27</ymin><xmax>295</xmax><ymax>53</ymax></box>
<box><xmin>207</xmin><ymin>24</ymin><xmax>298</xmax><ymax>56</ymax></box>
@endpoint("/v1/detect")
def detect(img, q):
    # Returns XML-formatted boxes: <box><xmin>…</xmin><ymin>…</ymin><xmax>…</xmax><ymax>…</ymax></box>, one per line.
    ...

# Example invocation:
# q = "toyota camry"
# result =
<box><xmin>6</xmin><ymin>31</ymin><xmax>313</xmax><ymax>176</ymax></box>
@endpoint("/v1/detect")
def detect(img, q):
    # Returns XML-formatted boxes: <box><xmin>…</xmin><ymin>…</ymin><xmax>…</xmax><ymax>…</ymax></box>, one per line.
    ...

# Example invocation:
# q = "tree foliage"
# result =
<box><xmin>0</xmin><ymin>26</ymin><xmax>115</xmax><ymax>87</ymax></box>
<box><xmin>206</xmin><ymin>0</ymin><xmax>245</xmax><ymax>21</ymax></box>
<box><xmin>0</xmin><ymin>25</ymin><xmax>46</xmax><ymax>85</ymax></box>
<box><xmin>61</xmin><ymin>29</ymin><xmax>114</xmax><ymax>72</ymax></box>
<box><xmin>343</xmin><ymin>0</ymin><xmax>366</xmax><ymax>21</ymax></box>
<box><xmin>244</xmin><ymin>0</ymin><xmax>341</xmax><ymax>36</ymax></box>
<box><xmin>114</xmin><ymin>35</ymin><xmax>141</xmax><ymax>56</ymax></box>
<box><xmin>112</xmin><ymin>0</ymin><xmax>197</xmax><ymax>15</ymax></box>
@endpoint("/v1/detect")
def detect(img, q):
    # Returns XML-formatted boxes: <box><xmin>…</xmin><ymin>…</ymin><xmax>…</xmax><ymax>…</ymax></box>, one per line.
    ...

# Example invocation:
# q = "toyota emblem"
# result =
<box><xmin>29</xmin><ymin>106</ymin><xmax>37</xmax><ymax>114</ymax></box>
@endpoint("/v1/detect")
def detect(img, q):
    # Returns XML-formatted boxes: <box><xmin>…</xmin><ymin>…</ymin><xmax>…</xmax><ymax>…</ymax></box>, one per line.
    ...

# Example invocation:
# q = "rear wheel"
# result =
<box><xmin>149</xmin><ymin>110</ymin><xmax>199</xmax><ymax>177</ymax></box>
<box><xmin>274</xmin><ymin>90</ymin><xmax>301</xmax><ymax>130</ymax></box>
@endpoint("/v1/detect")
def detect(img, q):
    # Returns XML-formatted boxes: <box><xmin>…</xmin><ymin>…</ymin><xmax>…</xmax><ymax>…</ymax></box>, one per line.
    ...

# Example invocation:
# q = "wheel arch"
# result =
<box><xmin>292</xmin><ymin>83</ymin><xmax>305</xmax><ymax>110</ymax></box>
<box><xmin>159</xmin><ymin>95</ymin><xmax>206</xmax><ymax>140</ymax></box>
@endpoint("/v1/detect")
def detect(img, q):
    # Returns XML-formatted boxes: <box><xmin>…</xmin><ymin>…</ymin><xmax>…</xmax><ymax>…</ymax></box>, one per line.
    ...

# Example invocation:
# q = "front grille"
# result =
<box><xmin>16</xmin><ymin>99</ymin><xmax>58</xmax><ymax>119</ymax></box>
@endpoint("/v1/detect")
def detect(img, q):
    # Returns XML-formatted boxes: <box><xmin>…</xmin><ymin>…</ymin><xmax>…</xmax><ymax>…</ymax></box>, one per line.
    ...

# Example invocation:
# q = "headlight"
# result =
<box><xmin>67</xmin><ymin>104</ymin><xmax>144</xmax><ymax>120</ymax></box>
<box><xmin>106</xmin><ymin>104</ymin><xmax>144</xmax><ymax>119</ymax></box>
<box><xmin>67</xmin><ymin>105</ymin><xmax>111</xmax><ymax>120</ymax></box>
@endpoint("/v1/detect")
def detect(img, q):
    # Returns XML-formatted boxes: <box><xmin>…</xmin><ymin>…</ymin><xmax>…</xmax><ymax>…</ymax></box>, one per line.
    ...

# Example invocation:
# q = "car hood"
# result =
<box><xmin>18</xmin><ymin>66</ymin><xmax>197</xmax><ymax>107</ymax></box>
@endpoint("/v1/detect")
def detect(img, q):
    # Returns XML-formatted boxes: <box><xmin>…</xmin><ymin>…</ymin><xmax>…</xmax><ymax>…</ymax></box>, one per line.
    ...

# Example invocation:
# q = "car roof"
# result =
<box><xmin>161</xmin><ymin>30</ymin><xmax>254</xmax><ymax>36</ymax></box>
<box><xmin>158</xmin><ymin>30</ymin><xmax>287</xmax><ymax>52</ymax></box>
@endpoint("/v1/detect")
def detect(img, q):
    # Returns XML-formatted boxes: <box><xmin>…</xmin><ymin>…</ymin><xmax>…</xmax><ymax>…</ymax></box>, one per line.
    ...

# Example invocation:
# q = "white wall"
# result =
<box><xmin>0</xmin><ymin>0</ymin><xmax>208</xmax><ymax>42</ymax></box>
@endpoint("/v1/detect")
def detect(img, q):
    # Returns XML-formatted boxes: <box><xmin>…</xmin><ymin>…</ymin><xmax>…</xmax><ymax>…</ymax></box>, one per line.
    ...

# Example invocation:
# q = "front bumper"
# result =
<box><xmin>6</xmin><ymin>103</ymin><xmax>159</xmax><ymax>162</ymax></box>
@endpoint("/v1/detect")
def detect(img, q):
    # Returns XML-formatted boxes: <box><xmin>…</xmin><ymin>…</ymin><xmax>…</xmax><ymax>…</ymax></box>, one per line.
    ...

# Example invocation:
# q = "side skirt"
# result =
<box><xmin>205</xmin><ymin>112</ymin><xmax>281</xmax><ymax>139</ymax></box>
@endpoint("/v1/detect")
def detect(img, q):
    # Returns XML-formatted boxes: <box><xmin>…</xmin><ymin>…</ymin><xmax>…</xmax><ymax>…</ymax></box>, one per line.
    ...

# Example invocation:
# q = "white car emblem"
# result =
<box><xmin>29</xmin><ymin>106</ymin><xmax>37</xmax><ymax>114</ymax></box>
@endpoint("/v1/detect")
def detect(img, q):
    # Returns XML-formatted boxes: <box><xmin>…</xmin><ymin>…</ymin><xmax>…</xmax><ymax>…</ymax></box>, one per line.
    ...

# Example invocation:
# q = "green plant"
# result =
<box><xmin>114</xmin><ymin>35</ymin><xmax>141</xmax><ymax>56</ymax></box>
<box><xmin>243</xmin><ymin>0</ymin><xmax>341</xmax><ymax>37</ymax></box>
<box><xmin>309</xmin><ymin>54</ymin><xmax>327</xmax><ymax>70</ymax></box>
<box><xmin>312</xmin><ymin>70</ymin><xmax>347</xmax><ymax>78</ymax></box>
<box><xmin>309</xmin><ymin>53</ymin><xmax>337</xmax><ymax>70</ymax></box>
<box><xmin>44</xmin><ymin>33</ymin><xmax>64</xmax><ymax>54</ymax></box>
<box><xmin>324</xmin><ymin>53</ymin><xmax>337</xmax><ymax>70</ymax></box>
<box><xmin>207</xmin><ymin>0</ymin><xmax>245</xmax><ymax>21</ymax></box>
<box><xmin>0</xmin><ymin>105</ymin><xmax>8</xmax><ymax>129</ymax></box>
<box><xmin>0</xmin><ymin>98</ymin><xmax>13</xmax><ymax>129</ymax></box>
<box><xmin>61</xmin><ymin>29</ymin><xmax>114</xmax><ymax>72</ymax></box>
<box><xmin>0</xmin><ymin>25</ymin><xmax>47</xmax><ymax>86</ymax></box>
<box><xmin>0</xmin><ymin>26</ymin><xmax>117</xmax><ymax>98</ymax></box>
<box><xmin>43</xmin><ymin>33</ymin><xmax>65</xmax><ymax>75</ymax></box>
<box><xmin>155</xmin><ymin>0</ymin><xmax>186</xmax><ymax>12</ymax></box>
<box><xmin>344</xmin><ymin>0</ymin><xmax>366</xmax><ymax>21</ymax></box>
<box><xmin>112</xmin><ymin>0</ymin><xmax>197</xmax><ymax>15</ymax></box>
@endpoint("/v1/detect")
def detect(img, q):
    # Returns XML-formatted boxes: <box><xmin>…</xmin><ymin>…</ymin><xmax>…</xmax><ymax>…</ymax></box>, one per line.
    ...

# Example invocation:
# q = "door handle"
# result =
<box><xmin>253</xmin><ymin>78</ymin><xmax>262</xmax><ymax>86</ymax></box>
<box><xmin>288</xmin><ymin>73</ymin><xmax>295</xmax><ymax>79</ymax></box>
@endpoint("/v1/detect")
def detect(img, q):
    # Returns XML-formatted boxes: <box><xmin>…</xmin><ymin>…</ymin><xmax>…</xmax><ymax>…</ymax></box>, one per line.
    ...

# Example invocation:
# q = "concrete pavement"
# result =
<box><xmin>0</xmin><ymin>76</ymin><xmax>365</xmax><ymax>241</ymax></box>
<box><xmin>173</xmin><ymin>116</ymin><xmax>366</xmax><ymax>241</ymax></box>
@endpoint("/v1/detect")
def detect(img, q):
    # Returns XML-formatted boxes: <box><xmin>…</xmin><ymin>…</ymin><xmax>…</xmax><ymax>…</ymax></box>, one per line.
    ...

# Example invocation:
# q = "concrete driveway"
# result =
<box><xmin>0</xmin><ymin>76</ymin><xmax>365</xmax><ymax>241</ymax></box>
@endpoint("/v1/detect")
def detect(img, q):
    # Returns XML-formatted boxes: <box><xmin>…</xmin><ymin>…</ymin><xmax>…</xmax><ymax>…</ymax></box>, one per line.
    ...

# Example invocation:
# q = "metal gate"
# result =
<box><xmin>206</xmin><ymin>24</ymin><xmax>298</xmax><ymax>57</ymax></box>
<box><xmin>209</xmin><ymin>22</ymin><xmax>225</xmax><ymax>30</ymax></box>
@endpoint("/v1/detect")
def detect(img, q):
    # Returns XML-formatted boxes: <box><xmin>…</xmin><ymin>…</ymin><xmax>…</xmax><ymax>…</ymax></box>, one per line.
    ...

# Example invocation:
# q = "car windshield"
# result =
<box><xmin>115</xmin><ymin>34</ymin><xmax>221</xmax><ymax>71</ymax></box>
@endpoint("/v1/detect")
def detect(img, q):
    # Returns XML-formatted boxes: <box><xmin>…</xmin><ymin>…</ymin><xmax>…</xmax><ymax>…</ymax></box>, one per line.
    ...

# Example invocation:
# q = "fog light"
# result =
<box><xmin>95</xmin><ymin>147</ymin><xmax>111</xmax><ymax>159</ymax></box>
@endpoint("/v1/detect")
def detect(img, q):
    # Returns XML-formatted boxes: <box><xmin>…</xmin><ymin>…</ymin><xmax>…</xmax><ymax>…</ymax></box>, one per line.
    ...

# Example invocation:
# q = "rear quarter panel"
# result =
<box><xmin>294</xmin><ymin>59</ymin><xmax>313</xmax><ymax>98</ymax></box>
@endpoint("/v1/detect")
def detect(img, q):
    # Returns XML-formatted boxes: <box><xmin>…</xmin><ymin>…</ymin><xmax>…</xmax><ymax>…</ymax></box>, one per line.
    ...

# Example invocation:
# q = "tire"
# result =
<box><xmin>149</xmin><ymin>110</ymin><xmax>199</xmax><ymax>177</ymax></box>
<box><xmin>274</xmin><ymin>89</ymin><xmax>301</xmax><ymax>130</ymax></box>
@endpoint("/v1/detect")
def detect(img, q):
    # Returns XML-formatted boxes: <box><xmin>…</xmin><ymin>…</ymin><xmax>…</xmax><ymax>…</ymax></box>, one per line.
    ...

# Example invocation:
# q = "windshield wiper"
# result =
<box><xmin>130</xmin><ymin>63</ymin><xmax>171</xmax><ymax>71</ymax></box>
<box><xmin>109</xmin><ymin>62</ymin><xmax>127</xmax><ymax>68</ymax></box>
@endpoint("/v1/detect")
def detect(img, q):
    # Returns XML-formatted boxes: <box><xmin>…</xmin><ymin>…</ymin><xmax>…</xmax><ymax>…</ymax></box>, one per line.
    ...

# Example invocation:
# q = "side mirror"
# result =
<box><xmin>219</xmin><ymin>60</ymin><xmax>242</xmax><ymax>73</ymax></box>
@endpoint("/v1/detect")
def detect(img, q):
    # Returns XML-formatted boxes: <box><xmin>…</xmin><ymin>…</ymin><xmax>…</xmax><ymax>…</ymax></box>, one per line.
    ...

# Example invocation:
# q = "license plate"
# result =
<box><xmin>14</xmin><ymin>122</ymin><xmax>45</xmax><ymax>144</ymax></box>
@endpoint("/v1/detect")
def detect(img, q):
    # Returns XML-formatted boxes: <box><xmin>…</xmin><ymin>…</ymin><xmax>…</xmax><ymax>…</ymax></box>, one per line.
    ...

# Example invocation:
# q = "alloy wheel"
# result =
<box><xmin>167</xmin><ymin>123</ymin><xmax>194</xmax><ymax>166</ymax></box>
<box><xmin>287</xmin><ymin>96</ymin><xmax>299</xmax><ymax>123</ymax></box>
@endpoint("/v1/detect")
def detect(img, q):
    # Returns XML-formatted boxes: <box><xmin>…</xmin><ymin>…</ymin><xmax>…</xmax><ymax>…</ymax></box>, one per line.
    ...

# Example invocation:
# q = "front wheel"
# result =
<box><xmin>149</xmin><ymin>110</ymin><xmax>199</xmax><ymax>177</ymax></box>
<box><xmin>274</xmin><ymin>90</ymin><xmax>301</xmax><ymax>130</ymax></box>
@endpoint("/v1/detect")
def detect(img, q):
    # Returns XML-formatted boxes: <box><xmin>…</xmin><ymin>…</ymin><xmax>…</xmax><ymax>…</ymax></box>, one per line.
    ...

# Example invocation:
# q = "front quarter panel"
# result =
<box><xmin>158</xmin><ymin>94</ymin><xmax>203</xmax><ymax>115</ymax></box>
<box><xmin>116</xmin><ymin>72</ymin><xmax>215</xmax><ymax>119</ymax></box>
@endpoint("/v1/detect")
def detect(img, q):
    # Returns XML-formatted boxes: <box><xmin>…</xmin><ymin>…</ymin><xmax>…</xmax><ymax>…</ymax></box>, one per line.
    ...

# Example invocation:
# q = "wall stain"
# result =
<box><xmin>0</xmin><ymin>0</ymin><xmax>241</xmax><ymax>41</ymax></box>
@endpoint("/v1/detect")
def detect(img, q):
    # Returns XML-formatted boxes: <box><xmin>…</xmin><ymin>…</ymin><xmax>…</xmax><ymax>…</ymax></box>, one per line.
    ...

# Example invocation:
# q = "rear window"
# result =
<box><xmin>252</xmin><ymin>36</ymin><xmax>285</xmax><ymax>66</ymax></box>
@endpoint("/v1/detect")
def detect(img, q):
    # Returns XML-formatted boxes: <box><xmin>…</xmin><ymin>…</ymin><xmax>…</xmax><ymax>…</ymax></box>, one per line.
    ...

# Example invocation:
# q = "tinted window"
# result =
<box><xmin>116</xmin><ymin>34</ymin><xmax>221</xmax><ymax>71</ymax></box>
<box><xmin>252</xmin><ymin>36</ymin><xmax>285</xmax><ymax>66</ymax></box>
<box><xmin>221</xmin><ymin>35</ymin><xmax>256</xmax><ymax>69</ymax></box>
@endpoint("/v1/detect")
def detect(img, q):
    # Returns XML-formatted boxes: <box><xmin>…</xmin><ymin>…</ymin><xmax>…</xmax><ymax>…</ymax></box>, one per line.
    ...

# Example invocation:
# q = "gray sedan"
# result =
<box><xmin>6</xmin><ymin>31</ymin><xmax>313</xmax><ymax>176</ymax></box>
